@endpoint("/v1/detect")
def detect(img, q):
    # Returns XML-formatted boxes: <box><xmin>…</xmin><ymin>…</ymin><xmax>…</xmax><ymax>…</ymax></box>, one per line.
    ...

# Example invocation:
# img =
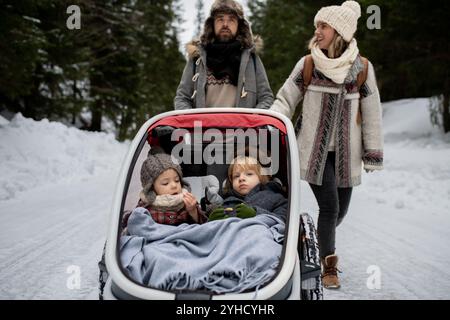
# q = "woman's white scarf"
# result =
<box><xmin>310</xmin><ymin>39</ymin><xmax>359</xmax><ymax>84</ymax></box>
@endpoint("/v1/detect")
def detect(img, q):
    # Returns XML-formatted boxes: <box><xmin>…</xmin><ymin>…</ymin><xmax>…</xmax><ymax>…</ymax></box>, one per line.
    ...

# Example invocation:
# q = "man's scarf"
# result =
<box><xmin>206</xmin><ymin>40</ymin><xmax>242</xmax><ymax>86</ymax></box>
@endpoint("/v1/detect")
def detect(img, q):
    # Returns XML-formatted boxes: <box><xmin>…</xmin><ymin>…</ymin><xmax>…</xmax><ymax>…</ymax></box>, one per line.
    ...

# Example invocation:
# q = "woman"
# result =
<box><xmin>270</xmin><ymin>1</ymin><xmax>383</xmax><ymax>289</ymax></box>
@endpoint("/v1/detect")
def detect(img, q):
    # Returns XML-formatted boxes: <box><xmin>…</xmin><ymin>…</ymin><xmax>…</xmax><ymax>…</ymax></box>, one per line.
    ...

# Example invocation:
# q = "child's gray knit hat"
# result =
<box><xmin>140</xmin><ymin>147</ymin><xmax>183</xmax><ymax>205</ymax></box>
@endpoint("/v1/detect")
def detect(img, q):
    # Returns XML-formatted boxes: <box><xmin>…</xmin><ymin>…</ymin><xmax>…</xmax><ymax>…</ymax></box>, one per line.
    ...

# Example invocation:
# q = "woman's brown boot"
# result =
<box><xmin>321</xmin><ymin>254</ymin><xmax>341</xmax><ymax>289</ymax></box>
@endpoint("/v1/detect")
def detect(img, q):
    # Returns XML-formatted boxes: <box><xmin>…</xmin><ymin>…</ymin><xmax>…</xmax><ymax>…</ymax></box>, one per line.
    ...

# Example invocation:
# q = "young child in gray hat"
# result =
<box><xmin>122</xmin><ymin>147</ymin><xmax>208</xmax><ymax>229</ymax></box>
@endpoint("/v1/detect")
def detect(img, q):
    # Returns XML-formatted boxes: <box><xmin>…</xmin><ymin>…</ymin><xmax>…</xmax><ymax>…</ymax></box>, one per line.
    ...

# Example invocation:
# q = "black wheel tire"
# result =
<box><xmin>98</xmin><ymin>243</ymin><xmax>109</xmax><ymax>300</ymax></box>
<box><xmin>299</xmin><ymin>213</ymin><xmax>323</xmax><ymax>300</ymax></box>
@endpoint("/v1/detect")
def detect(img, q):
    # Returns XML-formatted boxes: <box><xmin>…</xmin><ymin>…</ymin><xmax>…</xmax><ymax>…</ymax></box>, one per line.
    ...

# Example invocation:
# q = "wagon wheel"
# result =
<box><xmin>299</xmin><ymin>213</ymin><xmax>323</xmax><ymax>300</ymax></box>
<box><xmin>98</xmin><ymin>242</ymin><xmax>108</xmax><ymax>300</ymax></box>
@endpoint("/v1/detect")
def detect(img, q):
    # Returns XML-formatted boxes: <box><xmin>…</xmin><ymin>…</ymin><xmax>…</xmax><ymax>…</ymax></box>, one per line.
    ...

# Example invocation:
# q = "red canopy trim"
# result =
<box><xmin>147</xmin><ymin>113</ymin><xmax>287</xmax><ymax>134</ymax></box>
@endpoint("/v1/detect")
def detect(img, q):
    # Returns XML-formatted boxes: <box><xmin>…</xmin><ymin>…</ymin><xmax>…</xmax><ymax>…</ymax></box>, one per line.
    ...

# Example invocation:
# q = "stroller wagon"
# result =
<box><xmin>101</xmin><ymin>108</ymin><xmax>323</xmax><ymax>300</ymax></box>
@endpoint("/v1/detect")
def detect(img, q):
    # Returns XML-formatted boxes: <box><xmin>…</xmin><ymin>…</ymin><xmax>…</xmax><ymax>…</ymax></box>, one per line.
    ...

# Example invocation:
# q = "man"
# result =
<box><xmin>174</xmin><ymin>0</ymin><xmax>273</xmax><ymax>109</ymax></box>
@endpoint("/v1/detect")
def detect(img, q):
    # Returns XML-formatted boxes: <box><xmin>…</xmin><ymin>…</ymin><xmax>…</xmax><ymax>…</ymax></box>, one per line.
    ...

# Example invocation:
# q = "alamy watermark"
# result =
<box><xmin>366</xmin><ymin>265</ymin><xmax>382</xmax><ymax>290</ymax></box>
<box><xmin>66</xmin><ymin>265</ymin><xmax>81</xmax><ymax>290</ymax></box>
<box><xmin>66</xmin><ymin>5</ymin><xmax>81</xmax><ymax>30</ymax></box>
<box><xmin>367</xmin><ymin>5</ymin><xmax>382</xmax><ymax>30</ymax></box>
<box><xmin>66</xmin><ymin>4</ymin><xmax>382</xmax><ymax>31</ymax></box>
<box><xmin>169</xmin><ymin>121</ymin><xmax>280</xmax><ymax>175</ymax></box>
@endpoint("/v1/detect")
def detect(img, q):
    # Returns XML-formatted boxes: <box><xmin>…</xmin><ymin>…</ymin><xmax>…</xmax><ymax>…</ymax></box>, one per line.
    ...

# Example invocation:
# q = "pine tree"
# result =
<box><xmin>248</xmin><ymin>0</ymin><xmax>339</xmax><ymax>94</ymax></box>
<box><xmin>0</xmin><ymin>0</ymin><xmax>89</xmax><ymax>122</ymax></box>
<box><xmin>357</xmin><ymin>0</ymin><xmax>450</xmax><ymax>132</ymax></box>
<box><xmin>194</xmin><ymin>0</ymin><xmax>205</xmax><ymax>39</ymax></box>
<box><xmin>1</xmin><ymin>0</ymin><xmax>185</xmax><ymax>140</ymax></box>
<box><xmin>0</xmin><ymin>0</ymin><xmax>50</xmax><ymax>118</ymax></box>
<box><xmin>74</xmin><ymin>0</ymin><xmax>185</xmax><ymax>140</ymax></box>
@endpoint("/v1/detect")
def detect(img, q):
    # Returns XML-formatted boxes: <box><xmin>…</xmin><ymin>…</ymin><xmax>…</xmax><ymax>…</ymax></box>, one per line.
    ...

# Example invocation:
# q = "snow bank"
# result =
<box><xmin>383</xmin><ymin>98</ymin><xmax>449</xmax><ymax>142</ymax></box>
<box><xmin>0</xmin><ymin>115</ymin><xmax>9</xmax><ymax>126</ymax></box>
<box><xmin>375</xmin><ymin>98</ymin><xmax>450</xmax><ymax>214</ymax></box>
<box><xmin>0</xmin><ymin>113</ymin><xmax>129</xmax><ymax>201</ymax></box>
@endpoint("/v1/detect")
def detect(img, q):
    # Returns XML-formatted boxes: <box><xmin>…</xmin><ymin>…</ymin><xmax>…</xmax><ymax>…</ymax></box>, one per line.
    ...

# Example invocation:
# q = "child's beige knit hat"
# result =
<box><xmin>314</xmin><ymin>1</ymin><xmax>362</xmax><ymax>42</ymax></box>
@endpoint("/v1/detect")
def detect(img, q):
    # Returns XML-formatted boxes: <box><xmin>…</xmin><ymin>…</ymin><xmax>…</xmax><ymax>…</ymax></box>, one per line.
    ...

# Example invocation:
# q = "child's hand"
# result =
<box><xmin>183</xmin><ymin>192</ymin><xmax>198</xmax><ymax>212</ymax></box>
<box><xmin>183</xmin><ymin>192</ymin><xmax>199</xmax><ymax>221</ymax></box>
<box><xmin>235</xmin><ymin>203</ymin><xmax>256</xmax><ymax>219</ymax></box>
<box><xmin>208</xmin><ymin>207</ymin><xmax>228</xmax><ymax>221</ymax></box>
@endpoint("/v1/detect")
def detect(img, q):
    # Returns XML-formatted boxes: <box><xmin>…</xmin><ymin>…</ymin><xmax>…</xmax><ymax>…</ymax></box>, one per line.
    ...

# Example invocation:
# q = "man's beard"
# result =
<box><xmin>216</xmin><ymin>29</ymin><xmax>236</xmax><ymax>42</ymax></box>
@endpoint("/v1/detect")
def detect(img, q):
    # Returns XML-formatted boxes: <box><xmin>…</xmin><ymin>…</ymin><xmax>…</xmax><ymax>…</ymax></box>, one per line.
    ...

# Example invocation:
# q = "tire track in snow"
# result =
<box><xmin>0</xmin><ymin>179</ymin><xmax>113</xmax><ymax>299</ymax></box>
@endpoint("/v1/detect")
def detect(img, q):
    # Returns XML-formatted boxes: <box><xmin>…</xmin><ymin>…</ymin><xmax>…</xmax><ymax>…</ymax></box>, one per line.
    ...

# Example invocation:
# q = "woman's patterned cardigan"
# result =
<box><xmin>271</xmin><ymin>55</ymin><xmax>384</xmax><ymax>187</ymax></box>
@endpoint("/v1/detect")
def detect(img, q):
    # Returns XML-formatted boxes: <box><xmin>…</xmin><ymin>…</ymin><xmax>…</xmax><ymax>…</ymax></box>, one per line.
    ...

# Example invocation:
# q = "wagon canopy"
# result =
<box><xmin>148</xmin><ymin>113</ymin><xmax>287</xmax><ymax>134</ymax></box>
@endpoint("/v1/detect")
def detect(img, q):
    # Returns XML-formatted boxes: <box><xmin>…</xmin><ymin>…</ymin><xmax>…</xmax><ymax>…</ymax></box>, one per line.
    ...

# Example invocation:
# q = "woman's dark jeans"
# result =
<box><xmin>309</xmin><ymin>152</ymin><xmax>353</xmax><ymax>259</ymax></box>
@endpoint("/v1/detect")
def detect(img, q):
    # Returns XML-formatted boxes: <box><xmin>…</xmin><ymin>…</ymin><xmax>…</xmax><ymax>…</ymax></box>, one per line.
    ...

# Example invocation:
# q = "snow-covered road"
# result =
<box><xmin>1</xmin><ymin>98</ymin><xmax>449</xmax><ymax>299</ymax></box>
<box><xmin>0</xmin><ymin>178</ymin><xmax>111</xmax><ymax>299</ymax></box>
<box><xmin>0</xmin><ymin>115</ymin><xmax>127</xmax><ymax>299</ymax></box>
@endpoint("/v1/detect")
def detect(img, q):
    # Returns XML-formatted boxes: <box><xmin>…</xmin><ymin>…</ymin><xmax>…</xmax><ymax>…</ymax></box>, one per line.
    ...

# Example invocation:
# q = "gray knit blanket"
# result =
<box><xmin>120</xmin><ymin>207</ymin><xmax>285</xmax><ymax>295</ymax></box>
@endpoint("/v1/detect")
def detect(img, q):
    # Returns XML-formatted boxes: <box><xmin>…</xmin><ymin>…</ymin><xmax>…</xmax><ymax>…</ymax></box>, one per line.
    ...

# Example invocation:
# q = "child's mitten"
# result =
<box><xmin>235</xmin><ymin>203</ymin><xmax>257</xmax><ymax>219</ymax></box>
<box><xmin>208</xmin><ymin>207</ymin><xmax>228</xmax><ymax>221</ymax></box>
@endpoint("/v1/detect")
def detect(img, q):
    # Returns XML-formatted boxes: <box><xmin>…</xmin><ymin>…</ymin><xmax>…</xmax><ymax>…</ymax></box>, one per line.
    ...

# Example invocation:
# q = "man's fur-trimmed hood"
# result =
<box><xmin>210</xmin><ymin>0</ymin><xmax>245</xmax><ymax>20</ymax></box>
<box><xmin>184</xmin><ymin>0</ymin><xmax>262</xmax><ymax>59</ymax></box>
<box><xmin>185</xmin><ymin>35</ymin><xmax>264</xmax><ymax>60</ymax></box>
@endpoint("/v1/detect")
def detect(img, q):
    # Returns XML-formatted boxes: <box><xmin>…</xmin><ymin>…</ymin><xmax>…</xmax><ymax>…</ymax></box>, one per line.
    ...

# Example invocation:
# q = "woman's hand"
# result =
<box><xmin>183</xmin><ymin>192</ymin><xmax>199</xmax><ymax>221</ymax></box>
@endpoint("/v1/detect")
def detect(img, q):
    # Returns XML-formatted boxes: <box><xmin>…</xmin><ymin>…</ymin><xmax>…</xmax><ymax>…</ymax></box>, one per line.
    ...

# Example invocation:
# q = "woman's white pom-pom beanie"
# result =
<box><xmin>314</xmin><ymin>1</ymin><xmax>362</xmax><ymax>42</ymax></box>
